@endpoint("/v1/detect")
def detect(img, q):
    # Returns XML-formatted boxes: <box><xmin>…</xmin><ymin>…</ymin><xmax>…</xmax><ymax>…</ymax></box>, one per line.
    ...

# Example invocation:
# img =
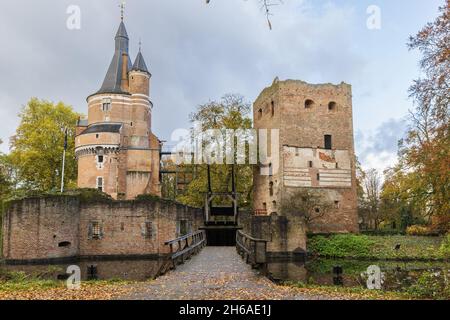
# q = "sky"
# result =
<box><xmin>0</xmin><ymin>0</ymin><xmax>443</xmax><ymax>173</ymax></box>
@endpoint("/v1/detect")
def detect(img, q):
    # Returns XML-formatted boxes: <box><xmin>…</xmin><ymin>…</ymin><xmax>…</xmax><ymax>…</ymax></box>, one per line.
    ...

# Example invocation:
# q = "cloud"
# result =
<box><xmin>356</xmin><ymin>118</ymin><xmax>407</xmax><ymax>172</ymax></box>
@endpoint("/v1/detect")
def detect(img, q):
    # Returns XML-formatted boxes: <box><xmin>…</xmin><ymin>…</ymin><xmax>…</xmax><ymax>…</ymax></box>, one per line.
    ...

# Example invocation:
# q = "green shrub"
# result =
<box><xmin>135</xmin><ymin>194</ymin><xmax>161</xmax><ymax>202</ymax></box>
<box><xmin>308</xmin><ymin>234</ymin><xmax>375</xmax><ymax>258</ymax></box>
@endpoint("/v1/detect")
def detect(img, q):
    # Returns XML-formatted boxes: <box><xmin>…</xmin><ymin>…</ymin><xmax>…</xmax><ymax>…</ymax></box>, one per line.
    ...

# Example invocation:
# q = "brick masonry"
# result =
<box><xmin>250</xmin><ymin>79</ymin><xmax>359</xmax><ymax>252</ymax></box>
<box><xmin>2</xmin><ymin>196</ymin><xmax>203</xmax><ymax>262</ymax></box>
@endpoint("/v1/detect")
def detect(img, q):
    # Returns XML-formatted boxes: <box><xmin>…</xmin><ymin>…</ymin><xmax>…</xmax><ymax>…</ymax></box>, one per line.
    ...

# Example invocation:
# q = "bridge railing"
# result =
<box><xmin>156</xmin><ymin>230</ymin><xmax>206</xmax><ymax>277</ymax></box>
<box><xmin>236</xmin><ymin>230</ymin><xmax>268</xmax><ymax>267</ymax></box>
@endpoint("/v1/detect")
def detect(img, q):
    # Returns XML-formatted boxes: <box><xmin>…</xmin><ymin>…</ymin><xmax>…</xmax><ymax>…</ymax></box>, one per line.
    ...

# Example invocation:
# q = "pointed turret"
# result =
<box><xmin>131</xmin><ymin>51</ymin><xmax>151</xmax><ymax>76</ymax></box>
<box><xmin>95</xmin><ymin>21</ymin><xmax>132</xmax><ymax>95</ymax></box>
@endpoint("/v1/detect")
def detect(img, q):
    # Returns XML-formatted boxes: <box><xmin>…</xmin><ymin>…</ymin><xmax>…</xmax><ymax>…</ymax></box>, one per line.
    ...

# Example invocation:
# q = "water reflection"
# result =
<box><xmin>2</xmin><ymin>259</ymin><xmax>164</xmax><ymax>281</ymax></box>
<box><xmin>267</xmin><ymin>258</ymin><xmax>450</xmax><ymax>291</ymax></box>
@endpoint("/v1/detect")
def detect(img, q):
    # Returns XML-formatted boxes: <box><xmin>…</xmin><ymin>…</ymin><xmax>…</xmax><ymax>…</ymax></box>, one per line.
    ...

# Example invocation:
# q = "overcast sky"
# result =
<box><xmin>0</xmin><ymin>0</ymin><xmax>442</xmax><ymax>172</ymax></box>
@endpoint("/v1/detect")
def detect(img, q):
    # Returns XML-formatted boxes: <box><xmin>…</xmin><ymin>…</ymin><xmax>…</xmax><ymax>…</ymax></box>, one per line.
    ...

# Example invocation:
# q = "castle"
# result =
<box><xmin>2</xmin><ymin>16</ymin><xmax>359</xmax><ymax>263</ymax></box>
<box><xmin>75</xmin><ymin>19</ymin><xmax>161</xmax><ymax>200</ymax></box>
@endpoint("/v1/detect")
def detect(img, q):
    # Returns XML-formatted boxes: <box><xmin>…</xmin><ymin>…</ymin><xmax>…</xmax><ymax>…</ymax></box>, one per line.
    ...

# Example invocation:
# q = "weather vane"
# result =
<box><xmin>119</xmin><ymin>2</ymin><xmax>126</xmax><ymax>21</ymax></box>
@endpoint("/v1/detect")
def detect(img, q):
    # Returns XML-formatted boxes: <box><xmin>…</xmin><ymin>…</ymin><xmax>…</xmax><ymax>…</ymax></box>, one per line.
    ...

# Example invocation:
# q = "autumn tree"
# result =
<box><xmin>402</xmin><ymin>1</ymin><xmax>449</xmax><ymax>220</ymax></box>
<box><xmin>8</xmin><ymin>98</ymin><xmax>80</xmax><ymax>192</ymax></box>
<box><xmin>176</xmin><ymin>94</ymin><xmax>253</xmax><ymax>208</ymax></box>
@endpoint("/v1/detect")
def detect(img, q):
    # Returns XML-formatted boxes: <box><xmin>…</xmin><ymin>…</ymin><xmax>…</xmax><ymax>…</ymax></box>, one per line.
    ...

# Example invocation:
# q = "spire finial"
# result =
<box><xmin>139</xmin><ymin>38</ymin><xmax>142</xmax><ymax>52</ymax></box>
<box><xmin>119</xmin><ymin>2</ymin><xmax>126</xmax><ymax>21</ymax></box>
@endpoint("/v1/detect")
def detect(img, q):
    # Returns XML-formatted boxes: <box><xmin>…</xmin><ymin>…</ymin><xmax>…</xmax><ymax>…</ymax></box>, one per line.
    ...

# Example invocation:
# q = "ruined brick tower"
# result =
<box><xmin>75</xmin><ymin>19</ymin><xmax>161</xmax><ymax>200</ymax></box>
<box><xmin>253</xmin><ymin>79</ymin><xmax>359</xmax><ymax>234</ymax></box>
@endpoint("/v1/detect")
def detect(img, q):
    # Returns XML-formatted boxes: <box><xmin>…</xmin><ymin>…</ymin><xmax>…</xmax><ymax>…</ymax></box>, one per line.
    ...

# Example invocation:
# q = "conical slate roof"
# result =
<box><xmin>131</xmin><ymin>51</ymin><xmax>151</xmax><ymax>75</ymax></box>
<box><xmin>96</xmin><ymin>21</ymin><xmax>132</xmax><ymax>95</ymax></box>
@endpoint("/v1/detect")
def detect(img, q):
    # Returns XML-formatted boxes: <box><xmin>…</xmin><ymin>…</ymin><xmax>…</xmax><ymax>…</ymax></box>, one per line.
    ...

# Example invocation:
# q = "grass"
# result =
<box><xmin>282</xmin><ymin>281</ymin><xmax>415</xmax><ymax>300</ymax></box>
<box><xmin>308</xmin><ymin>234</ymin><xmax>448</xmax><ymax>260</ymax></box>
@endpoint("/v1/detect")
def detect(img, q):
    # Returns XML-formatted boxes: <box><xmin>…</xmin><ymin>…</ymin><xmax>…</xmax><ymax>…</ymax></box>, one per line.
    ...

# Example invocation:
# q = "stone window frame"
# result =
<box><xmin>96</xmin><ymin>176</ymin><xmax>104</xmax><ymax>192</ymax></box>
<box><xmin>102</xmin><ymin>98</ymin><xmax>112</xmax><ymax>112</ymax></box>
<box><xmin>96</xmin><ymin>154</ymin><xmax>105</xmax><ymax>169</ymax></box>
<box><xmin>88</xmin><ymin>221</ymin><xmax>103</xmax><ymax>240</ymax></box>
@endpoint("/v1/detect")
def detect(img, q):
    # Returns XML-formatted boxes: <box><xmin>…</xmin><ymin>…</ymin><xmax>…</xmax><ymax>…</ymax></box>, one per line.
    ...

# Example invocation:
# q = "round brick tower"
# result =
<box><xmin>75</xmin><ymin>19</ymin><xmax>160</xmax><ymax>200</ymax></box>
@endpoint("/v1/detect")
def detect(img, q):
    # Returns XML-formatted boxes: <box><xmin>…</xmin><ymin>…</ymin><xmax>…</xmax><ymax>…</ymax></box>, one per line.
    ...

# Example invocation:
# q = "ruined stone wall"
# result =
<box><xmin>1</xmin><ymin>195</ymin><xmax>203</xmax><ymax>262</ymax></box>
<box><xmin>253</xmin><ymin>79</ymin><xmax>358</xmax><ymax>235</ymax></box>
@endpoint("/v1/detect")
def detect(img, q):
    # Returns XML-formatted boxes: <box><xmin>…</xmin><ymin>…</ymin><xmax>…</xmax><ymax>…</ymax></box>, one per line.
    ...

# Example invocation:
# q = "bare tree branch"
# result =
<box><xmin>206</xmin><ymin>0</ymin><xmax>282</xmax><ymax>30</ymax></box>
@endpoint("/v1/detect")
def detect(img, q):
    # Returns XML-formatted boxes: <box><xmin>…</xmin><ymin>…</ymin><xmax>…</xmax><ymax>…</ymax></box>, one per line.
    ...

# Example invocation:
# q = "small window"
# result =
<box><xmin>324</xmin><ymin>135</ymin><xmax>332</xmax><ymax>150</ymax></box>
<box><xmin>305</xmin><ymin>99</ymin><xmax>315</xmax><ymax>109</ymax></box>
<box><xmin>315</xmin><ymin>208</ymin><xmax>320</xmax><ymax>213</ymax></box>
<box><xmin>309</xmin><ymin>161</ymin><xmax>313</xmax><ymax>168</ymax></box>
<box><xmin>268</xmin><ymin>163</ymin><xmax>273</xmax><ymax>176</ymax></box>
<box><xmin>58</xmin><ymin>241</ymin><xmax>71</xmax><ymax>248</ymax></box>
<box><xmin>271</xmin><ymin>101</ymin><xmax>275</xmax><ymax>117</ymax></box>
<box><xmin>272</xmin><ymin>200</ymin><xmax>277</xmax><ymax>208</ymax></box>
<box><xmin>120</xmin><ymin>222</ymin><xmax>125</xmax><ymax>231</ymax></box>
<box><xmin>328</xmin><ymin>101</ymin><xmax>337</xmax><ymax>111</ymax></box>
<box><xmin>97</xmin><ymin>155</ymin><xmax>104</xmax><ymax>168</ymax></box>
<box><xmin>317</xmin><ymin>173</ymin><xmax>320</xmax><ymax>181</ymax></box>
<box><xmin>258</xmin><ymin>108</ymin><xmax>263</xmax><ymax>119</ymax></box>
<box><xmin>335</xmin><ymin>201</ymin><xmax>340</xmax><ymax>209</ymax></box>
<box><xmin>91</xmin><ymin>222</ymin><xmax>101</xmax><ymax>239</ymax></box>
<box><xmin>96</xmin><ymin>134</ymin><xmax>99</xmax><ymax>139</ymax></box>
<box><xmin>97</xmin><ymin>177</ymin><xmax>103</xmax><ymax>191</ymax></box>
<box><xmin>263</xmin><ymin>202</ymin><xmax>267</xmax><ymax>210</ymax></box>
<box><xmin>269</xmin><ymin>182</ymin><xmax>274</xmax><ymax>196</ymax></box>
<box><xmin>102</xmin><ymin>98</ymin><xmax>111</xmax><ymax>112</ymax></box>
<box><xmin>144</xmin><ymin>221</ymin><xmax>153</xmax><ymax>239</ymax></box>
<box><xmin>336</xmin><ymin>163</ymin><xmax>339</xmax><ymax>169</ymax></box>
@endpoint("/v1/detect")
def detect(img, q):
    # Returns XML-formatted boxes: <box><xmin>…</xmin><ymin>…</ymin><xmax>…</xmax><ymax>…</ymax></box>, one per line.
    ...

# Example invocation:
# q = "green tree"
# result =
<box><xmin>177</xmin><ymin>94</ymin><xmax>253</xmax><ymax>208</ymax></box>
<box><xmin>9</xmin><ymin>98</ymin><xmax>80</xmax><ymax>192</ymax></box>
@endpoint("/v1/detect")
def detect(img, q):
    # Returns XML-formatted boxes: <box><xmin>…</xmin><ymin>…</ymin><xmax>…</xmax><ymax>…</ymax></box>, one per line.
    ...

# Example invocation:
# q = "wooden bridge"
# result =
<box><xmin>156</xmin><ymin>228</ymin><xmax>268</xmax><ymax>279</ymax></box>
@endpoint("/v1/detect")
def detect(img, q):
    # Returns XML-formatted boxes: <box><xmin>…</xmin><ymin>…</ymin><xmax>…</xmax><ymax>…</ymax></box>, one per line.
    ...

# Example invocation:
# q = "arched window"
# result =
<box><xmin>271</xmin><ymin>101</ymin><xmax>275</xmax><ymax>117</ymax></box>
<box><xmin>305</xmin><ymin>99</ymin><xmax>315</xmax><ymax>109</ymax></box>
<box><xmin>258</xmin><ymin>108</ymin><xmax>263</xmax><ymax>119</ymax></box>
<box><xmin>269</xmin><ymin>182</ymin><xmax>274</xmax><ymax>196</ymax></box>
<box><xmin>328</xmin><ymin>101</ymin><xmax>337</xmax><ymax>111</ymax></box>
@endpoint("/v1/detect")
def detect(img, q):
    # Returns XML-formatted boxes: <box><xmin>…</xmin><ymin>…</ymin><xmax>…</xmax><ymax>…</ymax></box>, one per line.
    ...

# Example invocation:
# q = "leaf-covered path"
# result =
<box><xmin>120</xmin><ymin>247</ymin><xmax>331</xmax><ymax>300</ymax></box>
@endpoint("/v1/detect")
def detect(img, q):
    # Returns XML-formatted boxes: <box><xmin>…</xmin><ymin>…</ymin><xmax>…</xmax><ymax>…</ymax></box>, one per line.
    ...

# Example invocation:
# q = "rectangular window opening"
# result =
<box><xmin>324</xmin><ymin>135</ymin><xmax>332</xmax><ymax>150</ymax></box>
<box><xmin>97</xmin><ymin>177</ymin><xmax>103</xmax><ymax>191</ymax></box>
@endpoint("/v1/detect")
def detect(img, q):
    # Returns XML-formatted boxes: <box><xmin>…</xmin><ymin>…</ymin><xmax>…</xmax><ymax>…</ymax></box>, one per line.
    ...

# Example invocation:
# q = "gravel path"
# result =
<box><xmin>121</xmin><ymin>247</ymin><xmax>331</xmax><ymax>300</ymax></box>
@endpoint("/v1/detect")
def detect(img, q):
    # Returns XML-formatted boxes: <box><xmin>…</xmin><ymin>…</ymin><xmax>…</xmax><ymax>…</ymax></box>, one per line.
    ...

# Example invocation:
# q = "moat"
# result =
<box><xmin>2</xmin><ymin>248</ymin><xmax>448</xmax><ymax>294</ymax></box>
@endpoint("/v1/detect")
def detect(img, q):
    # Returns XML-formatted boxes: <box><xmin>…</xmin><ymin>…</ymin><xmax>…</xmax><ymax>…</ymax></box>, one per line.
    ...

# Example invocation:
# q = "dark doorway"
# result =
<box><xmin>204</xmin><ymin>228</ymin><xmax>237</xmax><ymax>246</ymax></box>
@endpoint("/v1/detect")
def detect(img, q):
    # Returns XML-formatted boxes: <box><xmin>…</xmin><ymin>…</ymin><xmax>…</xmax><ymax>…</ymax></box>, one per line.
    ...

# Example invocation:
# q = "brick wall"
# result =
<box><xmin>2</xmin><ymin>195</ymin><xmax>203</xmax><ymax>262</ymax></box>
